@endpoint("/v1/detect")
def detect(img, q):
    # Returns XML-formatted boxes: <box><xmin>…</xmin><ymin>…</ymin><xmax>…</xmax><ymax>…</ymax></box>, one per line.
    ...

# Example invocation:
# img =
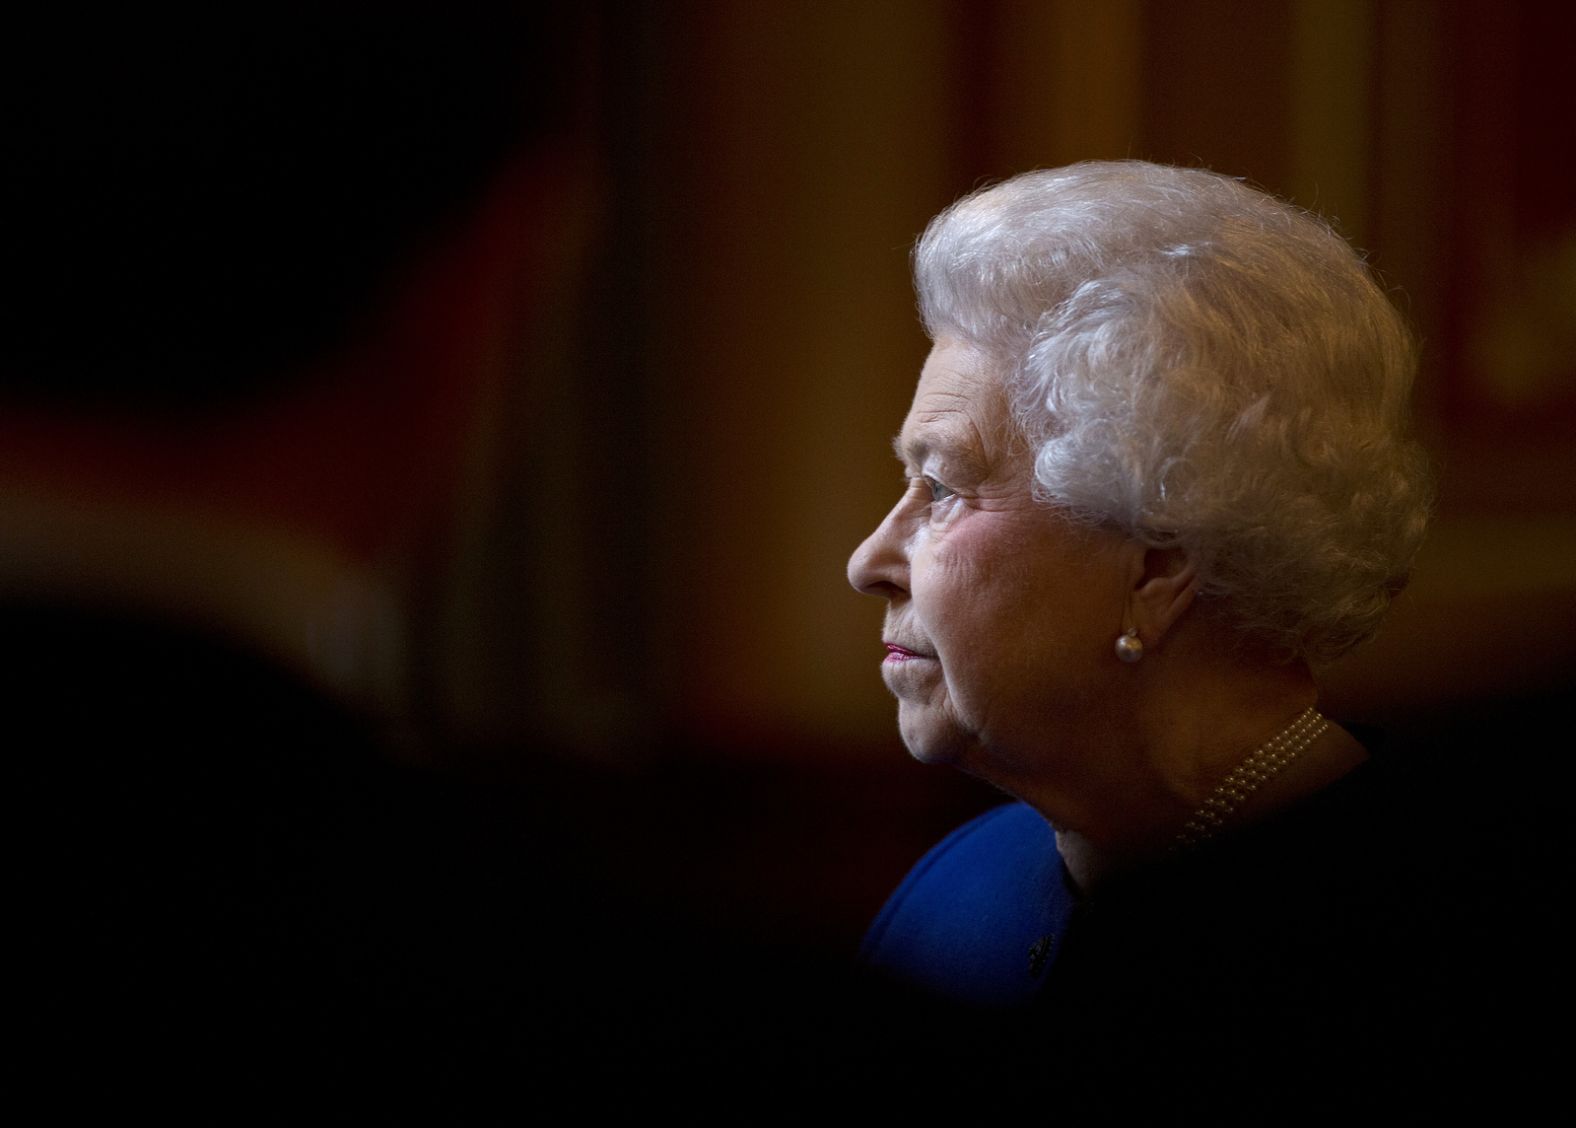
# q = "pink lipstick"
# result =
<box><xmin>884</xmin><ymin>643</ymin><xmax>924</xmax><ymax>662</ymax></box>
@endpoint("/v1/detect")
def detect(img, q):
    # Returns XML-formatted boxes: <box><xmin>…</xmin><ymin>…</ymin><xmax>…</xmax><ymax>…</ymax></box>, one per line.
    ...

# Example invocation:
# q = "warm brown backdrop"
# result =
<box><xmin>434</xmin><ymin>0</ymin><xmax>1575</xmax><ymax>951</ymax></box>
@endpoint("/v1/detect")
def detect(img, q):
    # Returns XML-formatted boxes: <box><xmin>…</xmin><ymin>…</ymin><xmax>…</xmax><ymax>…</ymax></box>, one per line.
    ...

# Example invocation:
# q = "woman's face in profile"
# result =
<box><xmin>848</xmin><ymin>341</ymin><xmax>1134</xmax><ymax>797</ymax></box>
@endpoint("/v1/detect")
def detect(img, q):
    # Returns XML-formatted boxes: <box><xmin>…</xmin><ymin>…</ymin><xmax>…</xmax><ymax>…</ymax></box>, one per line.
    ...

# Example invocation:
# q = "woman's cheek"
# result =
<box><xmin>929</xmin><ymin>496</ymin><xmax>967</xmax><ymax>533</ymax></box>
<box><xmin>929</xmin><ymin>510</ymin><xmax>1012</xmax><ymax>585</ymax></box>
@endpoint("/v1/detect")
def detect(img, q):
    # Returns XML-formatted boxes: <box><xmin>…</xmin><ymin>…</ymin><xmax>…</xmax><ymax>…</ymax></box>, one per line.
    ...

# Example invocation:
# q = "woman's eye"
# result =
<box><xmin>924</xmin><ymin>476</ymin><xmax>955</xmax><ymax>503</ymax></box>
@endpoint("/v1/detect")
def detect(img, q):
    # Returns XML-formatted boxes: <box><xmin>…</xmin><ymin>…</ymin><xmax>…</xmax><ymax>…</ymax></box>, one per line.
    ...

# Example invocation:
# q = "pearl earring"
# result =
<box><xmin>1115</xmin><ymin>628</ymin><xmax>1144</xmax><ymax>664</ymax></box>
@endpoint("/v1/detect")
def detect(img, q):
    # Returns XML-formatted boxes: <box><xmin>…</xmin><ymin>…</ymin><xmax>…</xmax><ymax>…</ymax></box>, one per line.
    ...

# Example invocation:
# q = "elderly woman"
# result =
<box><xmin>844</xmin><ymin>162</ymin><xmax>1534</xmax><ymax>1106</ymax></box>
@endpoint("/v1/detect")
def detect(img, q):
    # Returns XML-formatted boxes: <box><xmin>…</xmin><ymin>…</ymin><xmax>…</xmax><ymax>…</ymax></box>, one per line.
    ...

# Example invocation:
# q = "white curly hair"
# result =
<box><xmin>914</xmin><ymin>161</ymin><xmax>1432</xmax><ymax>664</ymax></box>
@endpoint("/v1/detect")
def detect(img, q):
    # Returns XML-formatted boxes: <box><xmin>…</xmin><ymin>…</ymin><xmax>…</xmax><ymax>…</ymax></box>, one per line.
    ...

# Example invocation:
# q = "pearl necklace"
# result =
<box><xmin>1175</xmin><ymin>706</ymin><xmax>1329</xmax><ymax>848</ymax></box>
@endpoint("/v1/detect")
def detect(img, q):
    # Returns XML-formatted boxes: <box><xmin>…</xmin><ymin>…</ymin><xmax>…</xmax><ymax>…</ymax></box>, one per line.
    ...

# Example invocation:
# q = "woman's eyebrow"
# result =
<box><xmin>891</xmin><ymin>428</ymin><xmax>989</xmax><ymax>481</ymax></box>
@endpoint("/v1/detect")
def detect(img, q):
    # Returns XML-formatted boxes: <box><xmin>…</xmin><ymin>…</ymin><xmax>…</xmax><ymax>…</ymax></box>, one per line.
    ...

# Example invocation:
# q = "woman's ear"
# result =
<box><xmin>1125</xmin><ymin>547</ymin><xmax>1198</xmax><ymax>651</ymax></box>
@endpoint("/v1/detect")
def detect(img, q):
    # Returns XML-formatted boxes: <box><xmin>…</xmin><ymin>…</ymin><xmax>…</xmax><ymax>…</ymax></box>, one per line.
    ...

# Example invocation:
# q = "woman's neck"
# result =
<box><xmin>1040</xmin><ymin>619</ymin><xmax>1369</xmax><ymax>890</ymax></box>
<box><xmin>1055</xmin><ymin>705</ymin><xmax>1369</xmax><ymax>892</ymax></box>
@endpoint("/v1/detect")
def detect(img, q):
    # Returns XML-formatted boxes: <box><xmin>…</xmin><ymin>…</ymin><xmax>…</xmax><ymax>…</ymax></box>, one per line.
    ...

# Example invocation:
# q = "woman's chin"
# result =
<box><xmin>897</xmin><ymin>707</ymin><xmax>970</xmax><ymax>768</ymax></box>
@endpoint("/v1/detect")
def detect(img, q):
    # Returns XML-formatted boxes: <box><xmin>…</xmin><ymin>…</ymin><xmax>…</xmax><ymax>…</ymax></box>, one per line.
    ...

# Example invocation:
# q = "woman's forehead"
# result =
<box><xmin>895</xmin><ymin>342</ymin><xmax>1012</xmax><ymax>469</ymax></box>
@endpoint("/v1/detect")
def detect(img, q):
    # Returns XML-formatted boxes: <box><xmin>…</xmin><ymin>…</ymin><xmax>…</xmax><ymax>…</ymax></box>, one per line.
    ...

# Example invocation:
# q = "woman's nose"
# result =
<box><xmin>848</xmin><ymin>504</ymin><xmax>909</xmax><ymax>598</ymax></box>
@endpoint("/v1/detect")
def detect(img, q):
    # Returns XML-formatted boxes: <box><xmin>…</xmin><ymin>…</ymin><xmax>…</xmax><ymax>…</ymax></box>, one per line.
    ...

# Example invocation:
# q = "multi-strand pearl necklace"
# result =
<box><xmin>1174</xmin><ymin>706</ymin><xmax>1329</xmax><ymax>848</ymax></box>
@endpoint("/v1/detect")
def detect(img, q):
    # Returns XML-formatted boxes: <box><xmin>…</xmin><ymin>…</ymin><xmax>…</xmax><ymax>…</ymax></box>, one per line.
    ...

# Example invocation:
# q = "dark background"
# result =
<box><xmin>23</xmin><ymin>2</ymin><xmax>1559</xmax><ymax>960</ymax></box>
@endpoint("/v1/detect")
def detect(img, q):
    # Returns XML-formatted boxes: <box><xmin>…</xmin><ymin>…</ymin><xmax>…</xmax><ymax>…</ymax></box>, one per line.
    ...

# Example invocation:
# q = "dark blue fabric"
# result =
<box><xmin>859</xmin><ymin>740</ymin><xmax>1565</xmax><ymax>1115</ymax></box>
<box><xmin>860</xmin><ymin>802</ymin><xmax>1076</xmax><ymax>1007</ymax></box>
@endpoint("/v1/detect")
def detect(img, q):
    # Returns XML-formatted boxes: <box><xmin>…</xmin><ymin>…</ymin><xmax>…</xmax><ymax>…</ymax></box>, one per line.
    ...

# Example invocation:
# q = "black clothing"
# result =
<box><xmin>868</xmin><ymin>730</ymin><xmax>1564</xmax><ymax>1119</ymax></box>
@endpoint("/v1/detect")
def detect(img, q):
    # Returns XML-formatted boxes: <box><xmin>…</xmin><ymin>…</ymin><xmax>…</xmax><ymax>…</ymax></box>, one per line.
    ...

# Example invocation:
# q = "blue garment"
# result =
<box><xmin>859</xmin><ymin>746</ymin><xmax>1563</xmax><ymax>1117</ymax></box>
<box><xmin>860</xmin><ymin>802</ymin><xmax>1075</xmax><ymax>1007</ymax></box>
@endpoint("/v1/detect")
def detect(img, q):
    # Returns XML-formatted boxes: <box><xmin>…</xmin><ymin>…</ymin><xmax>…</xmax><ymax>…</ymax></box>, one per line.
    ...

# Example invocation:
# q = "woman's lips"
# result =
<box><xmin>884</xmin><ymin>643</ymin><xmax>933</xmax><ymax>662</ymax></box>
